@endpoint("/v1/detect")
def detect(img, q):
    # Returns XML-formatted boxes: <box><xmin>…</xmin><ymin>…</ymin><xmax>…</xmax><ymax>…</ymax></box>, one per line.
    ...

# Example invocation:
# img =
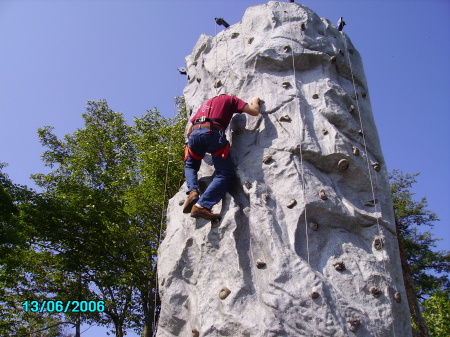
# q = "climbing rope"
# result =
<box><xmin>286</xmin><ymin>10</ymin><xmax>311</xmax><ymax>266</ymax></box>
<box><xmin>341</xmin><ymin>31</ymin><xmax>397</xmax><ymax>337</ymax></box>
<box><xmin>285</xmin><ymin>10</ymin><xmax>324</xmax><ymax>337</ymax></box>
<box><xmin>342</xmin><ymin>34</ymin><xmax>386</xmax><ymax>265</ymax></box>
<box><xmin>214</xmin><ymin>22</ymin><xmax>219</xmax><ymax>96</ymax></box>
<box><xmin>151</xmin><ymin>71</ymin><xmax>183</xmax><ymax>335</ymax></box>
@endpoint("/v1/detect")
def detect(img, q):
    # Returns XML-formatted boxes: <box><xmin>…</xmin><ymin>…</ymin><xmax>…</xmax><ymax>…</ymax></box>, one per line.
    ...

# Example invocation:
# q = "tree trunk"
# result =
<box><xmin>141</xmin><ymin>281</ymin><xmax>157</xmax><ymax>337</ymax></box>
<box><xmin>396</xmin><ymin>219</ymin><xmax>429</xmax><ymax>337</ymax></box>
<box><xmin>113</xmin><ymin>319</ymin><xmax>124</xmax><ymax>337</ymax></box>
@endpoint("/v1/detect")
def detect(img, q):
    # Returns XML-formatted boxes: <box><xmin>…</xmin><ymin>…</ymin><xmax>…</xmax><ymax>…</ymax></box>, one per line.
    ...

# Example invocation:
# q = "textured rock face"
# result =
<box><xmin>157</xmin><ymin>2</ymin><xmax>412</xmax><ymax>336</ymax></box>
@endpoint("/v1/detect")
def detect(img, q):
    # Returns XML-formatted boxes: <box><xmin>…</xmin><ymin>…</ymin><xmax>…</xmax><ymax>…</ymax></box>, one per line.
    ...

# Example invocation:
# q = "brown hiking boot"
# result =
<box><xmin>190</xmin><ymin>205</ymin><xmax>221</xmax><ymax>221</ymax></box>
<box><xmin>183</xmin><ymin>190</ymin><xmax>199</xmax><ymax>213</ymax></box>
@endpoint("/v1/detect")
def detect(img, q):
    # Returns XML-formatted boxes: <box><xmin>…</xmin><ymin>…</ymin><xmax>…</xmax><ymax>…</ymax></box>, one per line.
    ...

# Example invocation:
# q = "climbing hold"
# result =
<box><xmin>309</xmin><ymin>291</ymin><xmax>320</xmax><ymax>299</ymax></box>
<box><xmin>348</xmin><ymin>48</ymin><xmax>354</xmax><ymax>55</ymax></box>
<box><xmin>234</xmin><ymin>127</ymin><xmax>244</xmax><ymax>135</ymax></box>
<box><xmin>365</xmin><ymin>199</ymin><xmax>378</xmax><ymax>207</ymax></box>
<box><xmin>372</xmin><ymin>162</ymin><xmax>381</xmax><ymax>171</ymax></box>
<box><xmin>347</xmin><ymin>318</ymin><xmax>360</xmax><ymax>332</ymax></box>
<box><xmin>282</xmin><ymin>82</ymin><xmax>291</xmax><ymax>89</ymax></box>
<box><xmin>219</xmin><ymin>287</ymin><xmax>231</xmax><ymax>300</ymax></box>
<box><xmin>352</xmin><ymin>146</ymin><xmax>360</xmax><ymax>156</ymax></box>
<box><xmin>349</xmin><ymin>104</ymin><xmax>355</xmax><ymax>113</ymax></box>
<box><xmin>319</xmin><ymin>189</ymin><xmax>328</xmax><ymax>200</ymax></box>
<box><xmin>283</xmin><ymin>45</ymin><xmax>291</xmax><ymax>53</ymax></box>
<box><xmin>196</xmin><ymin>77</ymin><xmax>201</xmax><ymax>83</ymax></box>
<box><xmin>256</xmin><ymin>259</ymin><xmax>266</xmax><ymax>269</ymax></box>
<box><xmin>192</xmin><ymin>329</ymin><xmax>200</xmax><ymax>337</ymax></box>
<box><xmin>338</xmin><ymin>49</ymin><xmax>344</xmax><ymax>56</ymax></box>
<box><xmin>192</xmin><ymin>61</ymin><xmax>198</xmax><ymax>66</ymax></box>
<box><xmin>352</xmin><ymin>93</ymin><xmax>358</xmax><ymax>100</ymax></box>
<box><xmin>279</xmin><ymin>115</ymin><xmax>291</xmax><ymax>122</ymax></box>
<box><xmin>231</xmin><ymin>32</ymin><xmax>239</xmax><ymax>39</ymax></box>
<box><xmin>177</xmin><ymin>67</ymin><xmax>187</xmax><ymax>75</ymax></box>
<box><xmin>370</xmin><ymin>286</ymin><xmax>382</xmax><ymax>298</ymax></box>
<box><xmin>301</xmin><ymin>23</ymin><xmax>306</xmax><ymax>31</ymax></box>
<box><xmin>330</xmin><ymin>55</ymin><xmax>337</xmax><ymax>63</ymax></box>
<box><xmin>333</xmin><ymin>261</ymin><xmax>345</xmax><ymax>272</ymax></box>
<box><xmin>358</xmin><ymin>130</ymin><xmax>364</xmax><ymax>137</ymax></box>
<box><xmin>214</xmin><ymin>80</ymin><xmax>222</xmax><ymax>88</ymax></box>
<box><xmin>362</xmin><ymin>91</ymin><xmax>367</xmax><ymax>98</ymax></box>
<box><xmin>287</xmin><ymin>199</ymin><xmax>297</xmax><ymax>208</ymax></box>
<box><xmin>245</xmin><ymin>181</ymin><xmax>252</xmax><ymax>190</ymax></box>
<box><xmin>161</xmin><ymin>278</ymin><xmax>165</xmax><ymax>287</ymax></box>
<box><xmin>318</xmin><ymin>31</ymin><xmax>324</xmax><ymax>36</ymax></box>
<box><xmin>211</xmin><ymin>219</ymin><xmax>220</xmax><ymax>228</ymax></box>
<box><xmin>261</xmin><ymin>193</ymin><xmax>269</xmax><ymax>203</ymax></box>
<box><xmin>312</xmin><ymin>94</ymin><xmax>319</xmax><ymax>99</ymax></box>
<box><xmin>248</xmin><ymin>37</ymin><xmax>254</xmax><ymax>44</ymax></box>
<box><xmin>322</xmin><ymin>128</ymin><xmax>328</xmax><ymax>135</ymax></box>
<box><xmin>178</xmin><ymin>199</ymin><xmax>185</xmax><ymax>206</ymax></box>
<box><xmin>394</xmin><ymin>291</ymin><xmax>402</xmax><ymax>303</ymax></box>
<box><xmin>262</xmin><ymin>155</ymin><xmax>273</xmax><ymax>164</ymax></box>
<box><xmin>373</xmin><ymin>236</ymin><xmax>384</xmax><ymax>250</ymax></box>
<box><xmin>338</xmin><ymin>158</ymin><xmax>349</xmax><ymax>171</ymax></box>
<box><xmin>309</xmin><ymin>222</ymin><xmax>319</xmax><ymax>231</ymax></box>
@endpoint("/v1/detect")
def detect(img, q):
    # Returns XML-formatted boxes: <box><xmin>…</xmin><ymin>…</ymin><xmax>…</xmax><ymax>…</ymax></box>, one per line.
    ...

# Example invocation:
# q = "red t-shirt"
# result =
<box><xmin>190</xmin><ymin>94</ymin><xmax>247</xmax><ymax>129</ymax></box>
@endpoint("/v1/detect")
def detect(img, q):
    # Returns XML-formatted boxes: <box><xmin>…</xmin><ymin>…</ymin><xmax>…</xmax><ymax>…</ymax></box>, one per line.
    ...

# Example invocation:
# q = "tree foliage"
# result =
<box><xmin>1</xmin><ymin>98</ymin><xmax>187</xmax><ymax>336</ymax></box>
<box><xmin>422</xmin><ymin>290</ymin><xmax>450</xmax><ymax>337</ymax></box>
<box><xmin>0</xmin><ymin>164</ymin><xmax>70</xmax><ymax>336</ymax></box>
<box><xmin>390</xmin><ymin>169</ymin><xmax>450</xmax><ymax>337</ymax></box>
<box><xmin>390</xmin><ymin>169</ymin><xmax>449</xmax><ymax>297</ymax></box>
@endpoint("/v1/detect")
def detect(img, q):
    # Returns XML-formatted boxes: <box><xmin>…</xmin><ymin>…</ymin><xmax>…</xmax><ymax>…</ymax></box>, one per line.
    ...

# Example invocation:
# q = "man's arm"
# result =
<box><xmin>242</xmin><ymin>97</ymin><xmax>260</xmax><ymax>116</ymax></box>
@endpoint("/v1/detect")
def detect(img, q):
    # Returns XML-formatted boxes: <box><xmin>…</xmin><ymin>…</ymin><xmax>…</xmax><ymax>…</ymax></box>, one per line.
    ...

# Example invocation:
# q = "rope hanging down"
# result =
<box><xmin>342</xmin><ymin>34</ymin><xmax>386</xmax><ymax>258</ymax></box>
<box><xmin>286</xmin><ymin>10</ymin><xmax>311</xmax><ymax>266</ymax></box>
<box><xmin>286</xmin><ymin>12</ymin><xmax>318</xmax><ymax>337</ymax></box>
<box><xmin>152</xmin><ymin>72</ymin><xmax>184</xmax><ymax>335</ymax></box>
<box><xmin>340</xmin><ymin>26</ymin><xmax>397</xmax><ymax>337</ymax></box>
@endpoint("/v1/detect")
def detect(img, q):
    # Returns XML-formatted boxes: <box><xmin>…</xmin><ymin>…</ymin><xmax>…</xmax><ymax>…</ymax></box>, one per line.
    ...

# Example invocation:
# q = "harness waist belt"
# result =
<box><xmin>193</xmin><ymin>116</ymin><xmax>227</xmax><ymax>128</ymax></box>
<box><xmin>192</xmin><ymin>123</ymin><xmax>222</xmax><ymax>131</ymax></box>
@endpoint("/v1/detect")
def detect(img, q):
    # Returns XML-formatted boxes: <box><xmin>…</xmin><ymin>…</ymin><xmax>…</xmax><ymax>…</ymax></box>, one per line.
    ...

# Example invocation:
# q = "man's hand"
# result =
<box><xmin>251</xmin><ymin>97</ymin><xmax>260</xmax><ymax>106</ymax></box>
<box><xmin>243</xmin><ymin>97</ymin><xmax>261</xmax><ymax>116</ymax></box>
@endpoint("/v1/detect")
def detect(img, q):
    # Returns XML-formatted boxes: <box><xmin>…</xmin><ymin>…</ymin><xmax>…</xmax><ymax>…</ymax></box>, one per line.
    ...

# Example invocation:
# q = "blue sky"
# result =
<box><xmin>1</xmin><ymin>0</ymin><xmax>449</xmax><ymax>336</ymax></box>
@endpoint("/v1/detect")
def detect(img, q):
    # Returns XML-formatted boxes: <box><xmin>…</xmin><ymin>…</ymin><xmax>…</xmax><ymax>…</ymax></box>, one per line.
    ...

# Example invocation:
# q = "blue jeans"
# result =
<box><xmin>184</xmin><ymin>128</ymin><xmax>234</xmax><ymax>210</ymax></box>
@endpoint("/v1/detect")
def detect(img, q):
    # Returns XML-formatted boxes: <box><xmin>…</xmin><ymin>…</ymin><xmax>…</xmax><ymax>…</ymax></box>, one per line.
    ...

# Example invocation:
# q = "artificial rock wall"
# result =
<box><xmin>157</xmin><ymin>2</ymin><xmax>412</xmax><ymax>336</ymax></box>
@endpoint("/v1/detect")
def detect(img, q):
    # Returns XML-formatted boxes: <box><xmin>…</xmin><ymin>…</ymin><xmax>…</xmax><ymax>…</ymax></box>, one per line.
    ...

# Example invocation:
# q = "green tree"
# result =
<box><xmin>125</xmin><ymin>97</ymin><xmax>187</xmax><ymax>336</ymax></box>
<box><xmin>390</xmin><ymin>169</ymin><xmax>450</xmax><ymax>337</ymax></box>
<box><xmin>422</xmin><ymin>290</ymin><xmax>450</xmax><ymax>337</ymax></box>
<box><xmin>31</xmin><ymin>100</ymin><xmax>139</xmax><ymax>336</ymax></box>
<box><xmin>31</xmin><ymin>99</ymin><xmax>186</xmax><ymax>337</ymax></box>
<box><xmin>0</xmin><ymin>164</ymin><xmax>70</xmax><ymax>336</ymax></box>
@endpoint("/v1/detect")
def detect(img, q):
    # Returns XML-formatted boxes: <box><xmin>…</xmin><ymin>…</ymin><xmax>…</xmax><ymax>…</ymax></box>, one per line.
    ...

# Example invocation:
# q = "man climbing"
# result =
<box><xmin>183</xmin><ymin>94</ymin><xmax>260</xmax><ymax>220</ymax></box>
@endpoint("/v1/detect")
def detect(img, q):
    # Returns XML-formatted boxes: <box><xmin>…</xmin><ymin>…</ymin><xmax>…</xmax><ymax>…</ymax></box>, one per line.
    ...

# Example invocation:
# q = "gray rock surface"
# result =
<box><xmin>157</xmin><ymin>2</ymin><xmax>412</xmax><ymax>336</ymax></box>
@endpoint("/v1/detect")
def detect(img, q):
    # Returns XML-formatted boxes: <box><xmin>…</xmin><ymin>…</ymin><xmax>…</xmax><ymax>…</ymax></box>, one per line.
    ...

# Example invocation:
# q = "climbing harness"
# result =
<box><xmin>183</xmin><ymin>142</ymin><xmax>230</xmax><ymax>161</ymax></box>
<box><xmin>193</xmin><ymin>116</ymin><xmax>227</xmax><ymax>129</ymax></box>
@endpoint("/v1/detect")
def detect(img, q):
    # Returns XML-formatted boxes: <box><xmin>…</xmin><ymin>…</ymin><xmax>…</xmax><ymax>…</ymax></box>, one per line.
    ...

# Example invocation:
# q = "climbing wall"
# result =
<box><xmin>157</xmin><ymin>2</ymin><xmax>412</xmax><ymax>336</ymax></box>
